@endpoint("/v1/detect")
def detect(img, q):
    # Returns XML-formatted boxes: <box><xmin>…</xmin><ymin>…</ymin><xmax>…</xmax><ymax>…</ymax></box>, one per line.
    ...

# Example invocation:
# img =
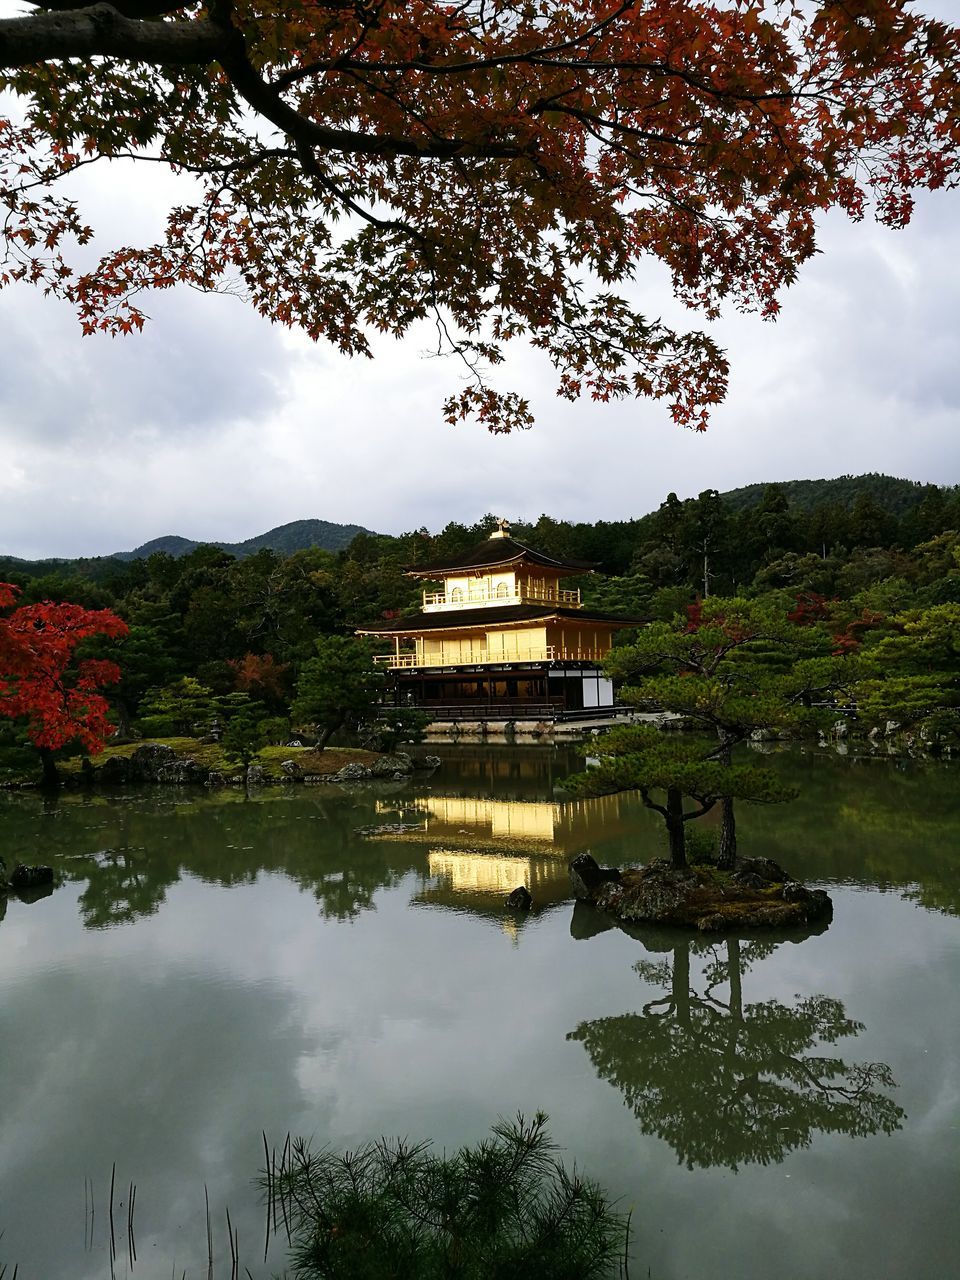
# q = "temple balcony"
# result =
<box><xmin>373</xmin><ymin>645</ymin><xmax>607</xmax><ymax>670</ymax></box>
<box><xmin>421</xmin><ymin>586</ymin><xmax>581</xmax><ymax>612</ymax></box>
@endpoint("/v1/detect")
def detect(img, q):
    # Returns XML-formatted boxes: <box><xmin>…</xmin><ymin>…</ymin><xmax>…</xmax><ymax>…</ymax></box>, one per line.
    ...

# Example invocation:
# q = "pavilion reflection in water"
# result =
<box><xmin>373</xmin><ymin>779</ymin><xmax>642</xmax><ymax>937</ymax></box>
<box><xmin>377</xmin><ymin>790</ymin><xmax>634</xmax><ymax>854</ymax></box>
<box><xmin>417</xmin><ymin>850</ymin><xmax>573</xmax><ymax>941</ymax></box>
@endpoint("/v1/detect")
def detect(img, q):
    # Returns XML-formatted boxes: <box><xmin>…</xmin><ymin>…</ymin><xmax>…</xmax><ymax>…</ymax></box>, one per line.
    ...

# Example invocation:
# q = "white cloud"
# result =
<box><xmin>1</xmin><ymin>9</ymin><xmax>960</xmax><ymax>557</ymax></box>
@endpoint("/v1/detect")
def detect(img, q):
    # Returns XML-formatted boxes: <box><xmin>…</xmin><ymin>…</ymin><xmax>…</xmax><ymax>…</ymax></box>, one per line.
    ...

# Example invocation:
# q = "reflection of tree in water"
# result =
<box><xmin>47</xmin><ymin>791</ymin><xmax>420</xmax><ymax>929</ymax></box>
<box><xmin>568</xmin><ymin>928</ymin><xmax>904</xmax><ymax>1170</ymax></box>
<box><xmin>738</xmin><ymin>752</ymin><xmax>960</xmax><ymax>917</ymax></box>
<box><xmin>77</xmin><ymin>847</ymin><xmax>180</xmax><ymax>928</ymax></box>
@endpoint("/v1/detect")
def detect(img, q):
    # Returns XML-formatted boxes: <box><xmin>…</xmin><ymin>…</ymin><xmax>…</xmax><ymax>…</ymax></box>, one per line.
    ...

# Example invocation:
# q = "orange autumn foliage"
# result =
<box><xmin>1</xmin><ymin>0</ymin><xmax>959</xmax><ymax>430</ymax></box>
<box><xmin>0</xmin><ymin>582</ymin><xmax>128</xmax><ymax>752</ymax></box>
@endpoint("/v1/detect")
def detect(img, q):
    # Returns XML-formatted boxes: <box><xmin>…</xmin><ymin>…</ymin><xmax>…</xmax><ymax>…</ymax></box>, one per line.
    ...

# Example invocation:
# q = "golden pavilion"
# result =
<box><xmin>357</xmin><ymin>520</ymin><xmax>641</xmax><ymax>717</ymax></box>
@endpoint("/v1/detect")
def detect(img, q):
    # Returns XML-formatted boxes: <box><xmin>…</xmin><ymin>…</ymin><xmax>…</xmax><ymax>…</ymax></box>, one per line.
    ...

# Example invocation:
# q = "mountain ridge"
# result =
<box><xmin>716</xmin><ymin>473</ymin><xmax>947</xmax><ymax>516</ymax></box>
<box><xmin>109</xmin><ymin>517</ymin><xmax>376</xmax><ymax>561</ymax></box>
<box><xmin>1</xmin><ymin>474</ymin><xmax>952</xmax><ymax>571</ymax></box>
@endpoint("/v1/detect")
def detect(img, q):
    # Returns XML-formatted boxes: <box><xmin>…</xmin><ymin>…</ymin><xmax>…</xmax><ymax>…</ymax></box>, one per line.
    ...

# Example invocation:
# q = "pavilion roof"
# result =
<box><xmin>404</xmin><ymin>535</ymin><xmax>596</xmax><ymax>578</ymax></box>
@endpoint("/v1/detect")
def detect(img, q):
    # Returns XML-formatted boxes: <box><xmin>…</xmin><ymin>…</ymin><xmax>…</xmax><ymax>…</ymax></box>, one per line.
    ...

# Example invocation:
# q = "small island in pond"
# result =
<box><xmin>570</xmin><ymin>852</ymin><xmax>832</xmax><ymax>933</ymax></box>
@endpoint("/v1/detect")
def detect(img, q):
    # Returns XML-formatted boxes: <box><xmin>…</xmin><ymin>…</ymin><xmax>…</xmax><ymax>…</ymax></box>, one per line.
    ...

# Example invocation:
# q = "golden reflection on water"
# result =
<box><xmin>426</xmin><ymin>851</ymin><xmax>539</xmax><ymax>893</ymax></box>
<box><xmin>378</xmin><ymin>790</ymin><xmax>630</xmax><ymax>853</ymax></box>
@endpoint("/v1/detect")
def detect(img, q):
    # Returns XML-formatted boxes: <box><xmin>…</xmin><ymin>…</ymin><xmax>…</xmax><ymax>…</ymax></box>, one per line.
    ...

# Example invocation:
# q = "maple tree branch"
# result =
<box><xmin>5</xmin><ymin>145</ymin><xmax>295</xmax><ymax>198</ymax></box>
<box><xmin>271</xmin><ymin>0</ymin><xmax>637</xmax><ymax>89</ymax></box>
<box><xmin>0</xmin><ymin>2</ymin><xmax>220</xmax><ymax>65</ymax></box>
<box><xmin>207</xmin><ymin>0</ymin><xmax>531</xmax><ymax>162</ymax></box>
<box><xmin>2</xmin><ymin>2</ymin><xmax>532</xmax><ymax>162</ymax></box>
<box><xmin>293</xmin><ymin>139</ymin><xmax>428</xmax><ymax>245</ymax></box>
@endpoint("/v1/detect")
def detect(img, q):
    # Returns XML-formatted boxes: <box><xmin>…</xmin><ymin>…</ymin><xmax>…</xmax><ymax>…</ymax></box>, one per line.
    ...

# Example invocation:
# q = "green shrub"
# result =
<box><xmin>684</xmin><ymin>825</ymin><xmax>720</xmax><ymax>864</ymax></box>
<box><xmin>267</xmin><ymin>1113</ymin><xmax>628</xmax><ymax>1279</ymax></box>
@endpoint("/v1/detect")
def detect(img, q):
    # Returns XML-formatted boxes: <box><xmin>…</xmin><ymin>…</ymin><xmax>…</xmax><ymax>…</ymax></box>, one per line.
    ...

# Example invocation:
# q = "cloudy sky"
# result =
<box><xmin>2</xmin><ymin>3</ymin><xmax>960</xmax><ymax>560</ymax></box>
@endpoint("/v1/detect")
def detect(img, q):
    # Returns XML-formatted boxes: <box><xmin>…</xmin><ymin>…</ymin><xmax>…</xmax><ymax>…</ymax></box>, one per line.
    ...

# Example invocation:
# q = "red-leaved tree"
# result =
<box><xmin>0</xmin><ymin>582</ymin><xmax>128</xmax><ymax>785</ymax></box>
<box><xmin>229</xmin><ymin>651</ymin><xmax>290</xmax><ymax>709</ymax></box>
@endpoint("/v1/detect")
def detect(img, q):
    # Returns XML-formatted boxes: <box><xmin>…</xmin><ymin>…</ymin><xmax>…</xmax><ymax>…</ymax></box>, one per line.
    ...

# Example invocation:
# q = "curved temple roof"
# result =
<box><xmin>357</xmin><ymin>603</ymin><xmax>644</xmax><ymax>636</ymax></box>
<box><xmin>405</xmin><ymin>535</ymin><xmax>596</xmax><ymax>579</ymax></box>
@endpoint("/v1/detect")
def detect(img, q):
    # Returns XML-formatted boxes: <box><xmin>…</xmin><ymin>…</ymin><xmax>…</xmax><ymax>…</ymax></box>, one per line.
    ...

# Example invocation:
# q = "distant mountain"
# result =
<box><xmin>111</xmin><ymin>518</ymin><xmax>376</xmax><ymax>561</ymax></box>
<box><xmin>718</xmin><ymin>473</ymin><xmax>947</xmax><ymax>516</ymax></box>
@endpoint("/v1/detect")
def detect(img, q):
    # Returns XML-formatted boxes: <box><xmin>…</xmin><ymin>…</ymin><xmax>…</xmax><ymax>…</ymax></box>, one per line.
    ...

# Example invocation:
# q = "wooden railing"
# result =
<box><xmin>373</xmin><ymin>647</ymin><xmax>608</xmax><ymax>670</ymax></box>
<box><xmin>370</xmin><ymin>702</ymin><xmax>634</xmax><ymax>721</ymax></box>
<box><xmin>422</xmin><ymin>586</ymin><xmax>581</xmax><ymax>610</ymax></box>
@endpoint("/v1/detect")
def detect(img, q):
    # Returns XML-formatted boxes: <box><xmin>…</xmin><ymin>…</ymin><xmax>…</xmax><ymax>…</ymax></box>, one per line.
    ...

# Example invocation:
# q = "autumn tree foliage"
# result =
<box><xmin>229</xmin><ymin>650</ymin><xmax>290</xmax><ymax>709</ymax></box>
<box><xmin>0</xmin><ymin>581</ymin><xmax>128</xmax><ymax>782</ymax></box>
<box><xmin>1</xmin><ymin>1</ymin><xmax>959</xmax><ymax>431</ymax></box>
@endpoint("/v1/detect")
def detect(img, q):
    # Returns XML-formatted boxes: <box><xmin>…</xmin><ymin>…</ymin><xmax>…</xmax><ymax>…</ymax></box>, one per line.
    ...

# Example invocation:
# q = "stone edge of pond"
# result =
<box><xmin>0</xmin><ymin>744</ymin><xmax>441</xmax><ymax>790</ymax></box>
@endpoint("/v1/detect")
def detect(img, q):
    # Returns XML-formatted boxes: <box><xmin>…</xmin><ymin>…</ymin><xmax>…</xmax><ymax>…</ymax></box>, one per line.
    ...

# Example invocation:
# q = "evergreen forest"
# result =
<box><xmin>2</xmin><ymin>473</ymin><xmax>959</xmax><ymax>775</ymax></box>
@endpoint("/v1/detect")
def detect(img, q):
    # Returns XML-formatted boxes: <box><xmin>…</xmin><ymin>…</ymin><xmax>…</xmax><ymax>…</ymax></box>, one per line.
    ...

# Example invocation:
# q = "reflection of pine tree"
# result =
<box><xmin>78</xmin><ymin>847</ymin><xmax>180</xmax><ymax>928</ymax></box>
<box><xmin>569</xmin><ymin>936</ymin><xmax>904</xmax><ymax>1170</ymax></box>
<box><xmin>73</xmin><ymin>809</ymin><xmax>180</xmax><ymax>928</ymax></box>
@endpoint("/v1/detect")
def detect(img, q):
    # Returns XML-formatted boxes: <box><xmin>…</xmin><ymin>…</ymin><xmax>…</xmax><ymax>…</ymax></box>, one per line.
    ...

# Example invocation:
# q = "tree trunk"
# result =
<box><xmin>317</xmin><ymin>717</ymin><xmax>343</xmax><ymax>752</ymax></box>
<box><xmin>717</xmin><ymin>795</ymin><xmax>737</xmax><ymax>868</ymax></box>
<box><xmin>38</xmin><ymin>746</ymin><xmax>60</xmax><ymax>790</ymax></box>
<box><xmin>665</xmin><ymin>786</ymin><xmax>687</xmax><ymax>869</ymax></box>
<box><xmin>113</xmin><ymin>697</ymin><xmax>133</xmax><ymax>739</ymax></box>
<box><xmin>727</xmin><ymin>939</ymin><xmax>743</xmax><ymax>1023</ymax></box>
<box><xmin>673</xmin><ymin>942</ymin><xmax>691</xmax><ymax>1028</ymax></box>
<box><xmin>715</xmin><ymin>734</ymin><xmax>737</xmax><ymax>869</ymax></box>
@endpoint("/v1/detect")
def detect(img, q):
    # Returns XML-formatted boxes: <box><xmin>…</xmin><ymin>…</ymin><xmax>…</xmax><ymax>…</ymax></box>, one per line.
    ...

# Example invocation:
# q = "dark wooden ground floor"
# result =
<box><xmin>386</xmin><ymin>662</ymin><xmax>615</xmax><ymax>717</ymax></box>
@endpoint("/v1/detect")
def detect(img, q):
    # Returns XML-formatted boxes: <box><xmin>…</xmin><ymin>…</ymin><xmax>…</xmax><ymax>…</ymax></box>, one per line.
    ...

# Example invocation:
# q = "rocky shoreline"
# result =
<box><xmin>2</xmin><ymin>743</ymin><xmax>440</xmax><ymax>790</ymax></box>
<box><xmin>569</xmin><ymin>852</ymin><xmax>833</xmax><ymax>933</ymax></box>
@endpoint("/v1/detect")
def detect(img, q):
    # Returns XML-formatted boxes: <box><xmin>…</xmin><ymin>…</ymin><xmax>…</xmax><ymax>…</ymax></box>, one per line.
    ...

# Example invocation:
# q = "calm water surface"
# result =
<box><xmin>1</xmin><ymin>745</ymin><xmax>958</xmax><ymax>1279</ymax></box>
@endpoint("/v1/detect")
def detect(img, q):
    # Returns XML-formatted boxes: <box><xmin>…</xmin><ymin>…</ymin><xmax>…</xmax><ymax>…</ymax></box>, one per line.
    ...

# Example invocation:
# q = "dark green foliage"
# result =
<box><xmin>259</xmin><ymin>715</ymin><xmax>292</xmax><ymax>746</ymax></box>
<box><xmin>360</xmin><ymin>707</ymin><xmax>431</xmax><ymax>753</ymax></box>
<box><xmin>291</xmin><ymin>638</ymin><xmax>384</xmax><ymax>749</ymax></box>
<box><xmin>720</xmin><ymin>474</ymin><xmax>950</xmax><ymax>519</ymax></box>
<box><xmin>567</xmin><ymin>723</ymin><xmax>781</xmax><ymax>803</ymax></box>
<box><xmin>219</xmin><ymin>696</ymin><xmax>268</xmax><ymax>769</ymax></box>
<box><xmin>268</xmin><ymin>1114</ymin><xmax>628</xmax><ymax>1280</ymax></box>
<box><xmin>0</xmin><ymin>719</ymin><xmax>36</xmax><ymax>783</ymax></box>
<box><xmin>137</xmin><ymin>677</ymin><xmax>217</xmax><ymax>737</ymax></box>
<box><xmin>854</xmin><ymin>604</ymin><xmax>960</xmax><ymax>733</ymax></box>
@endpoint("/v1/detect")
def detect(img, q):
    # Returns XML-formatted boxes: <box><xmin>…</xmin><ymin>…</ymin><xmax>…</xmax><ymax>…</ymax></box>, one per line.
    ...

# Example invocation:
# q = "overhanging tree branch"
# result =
<box><xmin>0</xmin><ymin>3</ymin><xmax>221</xmax><ymax>65</ymax></box>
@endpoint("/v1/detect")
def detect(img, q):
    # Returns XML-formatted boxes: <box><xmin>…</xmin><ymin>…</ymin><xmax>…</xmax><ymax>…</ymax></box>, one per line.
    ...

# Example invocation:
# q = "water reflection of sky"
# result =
<box><xmin>1</xmin><ymin>747</ymin><xmax>959</xmax><ymax>1279</ymax></box>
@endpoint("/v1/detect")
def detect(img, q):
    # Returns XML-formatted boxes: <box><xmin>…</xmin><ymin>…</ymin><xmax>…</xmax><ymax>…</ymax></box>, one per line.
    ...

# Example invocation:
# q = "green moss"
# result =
<box><xmin>614</xmin><ymin>857</ymin><xmax>829</xmax><ymax>932</ymax></box>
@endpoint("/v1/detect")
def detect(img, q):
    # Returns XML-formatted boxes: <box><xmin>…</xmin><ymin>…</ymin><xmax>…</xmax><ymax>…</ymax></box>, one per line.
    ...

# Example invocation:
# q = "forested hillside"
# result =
<box><xmin>110</xmin><ymin>518</ymin><xmax>375</xmax><ymax>561</ymax></box>
<box><xmin>2</xmin><ymin>475</ymin><xmax>958</xmax><ymax>776</ymax></box>
<box><xmin>720</xmin><ymin>474</ymin><xmax>949</xmax><ymax>517</ymax></box>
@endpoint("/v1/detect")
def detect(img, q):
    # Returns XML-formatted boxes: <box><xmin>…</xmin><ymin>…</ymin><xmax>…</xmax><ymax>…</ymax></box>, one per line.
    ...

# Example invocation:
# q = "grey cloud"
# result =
<box><xmin>1</xmin><ymin>177</ymin><xmax>959</xmax><ymax>558</ymax></box>
<box><xmin>0</xmin><ymin>285</ymin><xmax>284</xmax><ymax>447</ymax></box>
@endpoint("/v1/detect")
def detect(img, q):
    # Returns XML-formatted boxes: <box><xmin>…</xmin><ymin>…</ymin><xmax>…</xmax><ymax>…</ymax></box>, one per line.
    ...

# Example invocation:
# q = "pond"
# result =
<box><xmin>1</xmin><ymin>744</ymin><xmax>959</xmax><ymax>1279</ymax></box>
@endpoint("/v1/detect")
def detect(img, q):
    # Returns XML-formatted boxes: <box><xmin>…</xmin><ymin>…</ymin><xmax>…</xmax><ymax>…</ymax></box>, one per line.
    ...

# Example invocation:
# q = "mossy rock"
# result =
<box><xmin>582</xmin><ymin>855</ymin><xmax>832</xmax><ymax>933</ymax></box>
